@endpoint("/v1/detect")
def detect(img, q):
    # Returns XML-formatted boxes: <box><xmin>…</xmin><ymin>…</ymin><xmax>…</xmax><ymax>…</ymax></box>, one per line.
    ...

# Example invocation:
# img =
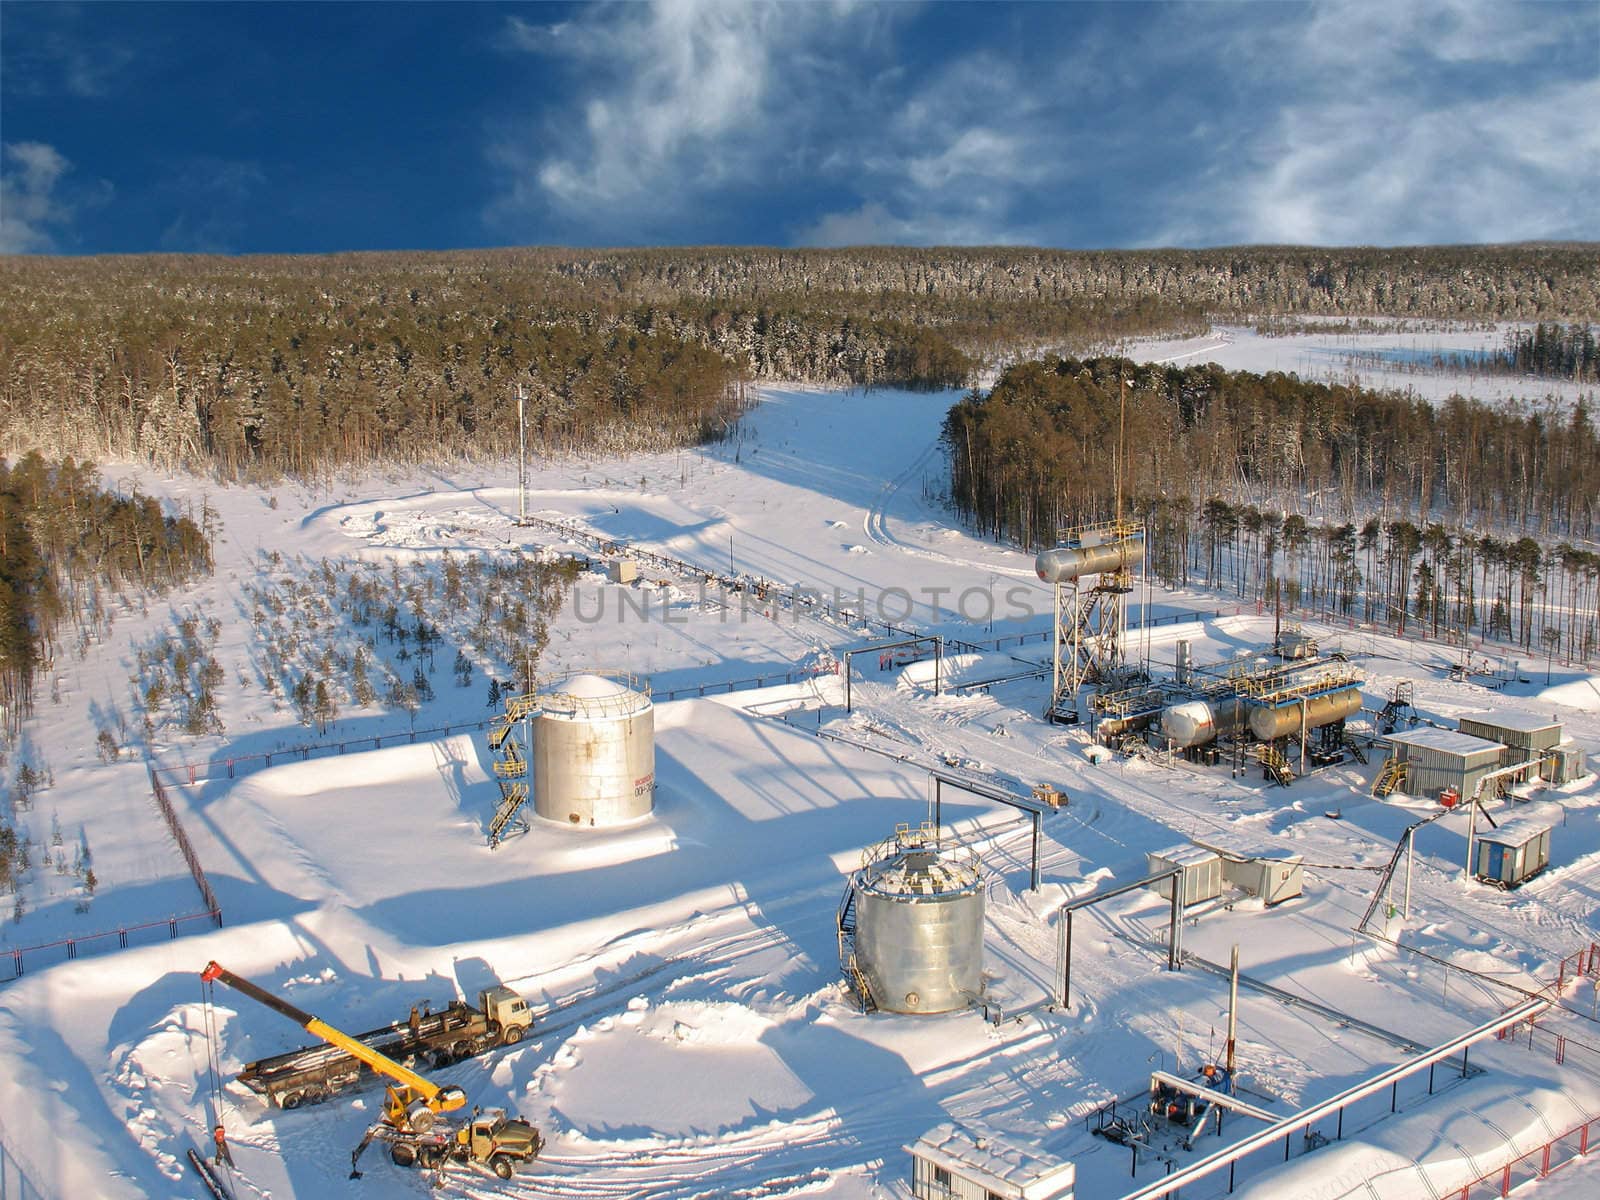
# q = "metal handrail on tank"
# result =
<box><xmin>1235</xmin><ymin>661</ymin><xmax>1363</xmax><ymax>704</ymax></box>
<box><xmin>1053</xmin><ymin>518</ymin><xmax>1145</xmax><ymax>545</ymax></box>
<box><xmin>856</xmin><ymin>823</ymin><xmax>981</xmax><ymax>886</ymax></box>
<box><xmin>537</xmin><ymin>669</ymin><xmax>652</xmax><ymax>719</ymax></box>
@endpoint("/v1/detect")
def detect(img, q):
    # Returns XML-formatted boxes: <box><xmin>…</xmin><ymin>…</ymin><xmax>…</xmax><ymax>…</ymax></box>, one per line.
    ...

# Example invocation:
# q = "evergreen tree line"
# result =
<box><xmin>944</xmin><ymin>357</ymin><xmax>1600</xmax><ymax>658</ymax></box>
<box><xmin>1340</xmin><ymin>323</ymin><xmax>1600</xmax><ymax>383</ymax></box>
<box><xmin>1499</xmin><ymin>323</ymin><xmax>1598</xmax><ymax>381</ymax></box>
<box><xmin>0</xmin><ymin>251</ymin><xmax>1205</xmax><ymax>481</ymax></box>
<box><xmin>0</xmin><ymin>453</ymin><xmax>212</xmax><ymax>735</ymax></box>
<box><xmin>11</xmin><ymin>241</ymin><xmax>1594</xmax><ymax>483</ymax></box>
<box><xmin>1145</xmin><ymin>503</ymin><xmax>1600</xmax><ymax>662</ymax></box>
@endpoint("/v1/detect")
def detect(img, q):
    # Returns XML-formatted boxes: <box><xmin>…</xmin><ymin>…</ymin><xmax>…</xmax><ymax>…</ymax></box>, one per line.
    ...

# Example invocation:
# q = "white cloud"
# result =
<box><xmin>796</xmin><ymin>202</ymin><xmax>1026</xmax><ymax>249</ymax></box>
<box><xmin>485</xmin><ymin>0</ymin><xmax>1597</xmax><ymax>248</ymax></box>
<box><xmin>492</xmin><ymin>0</ymin><xmax>835</xmax><ymax>230</ymax></box>
<box><xmin>1154</xmin><ymin>7</ymin><xmax>1600</xmax><ymax>247</ymax></box>
<box><xmin>0</xmin><ymin>142</ymin><xmax>72</xmax><ymax>253</ymax></box>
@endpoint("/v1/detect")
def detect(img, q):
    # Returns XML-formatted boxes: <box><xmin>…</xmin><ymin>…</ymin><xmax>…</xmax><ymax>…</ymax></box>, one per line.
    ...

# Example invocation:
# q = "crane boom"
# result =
<box><xmin>201</xmin><ymin>961</ymin><xmax>466</xmax><ymax>1127</ymax></box>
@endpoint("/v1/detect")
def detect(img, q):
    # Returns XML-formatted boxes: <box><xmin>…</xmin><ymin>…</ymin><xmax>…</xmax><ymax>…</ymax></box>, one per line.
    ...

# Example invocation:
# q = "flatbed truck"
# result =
<box><xmin>236</xmin><ymin>986</ymin><xmax>532</xmax><ymax>1109</ymax></box>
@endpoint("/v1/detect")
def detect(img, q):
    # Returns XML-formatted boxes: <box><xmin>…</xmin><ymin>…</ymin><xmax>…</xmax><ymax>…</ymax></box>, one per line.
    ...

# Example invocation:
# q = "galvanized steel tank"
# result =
<box><xmin>533</xmin><ymin>673</ymin><xmax>655</xmax><ymax>827</ymax></box>
<box><xmin>1246</xmin><ymin>687</ymin><xmax>1363</xmax><ymax>742</ymax></box>
<box><xmin>1035</xmin><ymin>532</ymin><xmax>1145</xmax><ymax>584</ymax></box>
<box><xmin>851</xmin><ymin>831</ymin><xmax>984</xmax><ymax>1015</ymax></box>
<box><xmin>1161</xmin><ymin>697</ymin><xmax>1248</xmax><ymax>748</ymax></box>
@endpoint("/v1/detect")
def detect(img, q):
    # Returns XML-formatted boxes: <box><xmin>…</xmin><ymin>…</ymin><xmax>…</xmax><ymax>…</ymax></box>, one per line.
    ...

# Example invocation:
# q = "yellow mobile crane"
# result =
<box><xmin>201</xmin><ymin>961</ymin><xmax>543</xmax><ymax>1179</ymax></box>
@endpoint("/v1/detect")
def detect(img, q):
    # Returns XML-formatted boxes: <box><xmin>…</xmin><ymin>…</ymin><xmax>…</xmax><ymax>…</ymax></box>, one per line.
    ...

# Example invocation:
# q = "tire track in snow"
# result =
<box><xmin>862</xmin><ymin>439</ymin><xmax>1039</xmax><ymax>578</ymax></box>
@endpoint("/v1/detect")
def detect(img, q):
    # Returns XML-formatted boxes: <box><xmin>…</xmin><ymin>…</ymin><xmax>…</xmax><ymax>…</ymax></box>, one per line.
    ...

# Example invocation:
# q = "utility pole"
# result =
<box><xmin>1116</xmin><ymin>375</ymin><xmax>1128</xmax><ymax>526</ymax></box>
<box><xmin>517</xmin><ymin>383</ymin><xmax>528</xmax><ymax>527</ymax></box>
<box><xmin>1226</xmin><ymin>944</ymin><xmax>1240</xmax><ymax>1074</ymax></box>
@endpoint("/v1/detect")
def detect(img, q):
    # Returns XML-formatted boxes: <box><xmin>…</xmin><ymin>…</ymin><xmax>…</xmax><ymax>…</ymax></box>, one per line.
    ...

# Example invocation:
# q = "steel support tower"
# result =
<box><xmin>1040</xmin><ymin>520</ymin><xmax>1145</xmax><ymax>723</ymax></box>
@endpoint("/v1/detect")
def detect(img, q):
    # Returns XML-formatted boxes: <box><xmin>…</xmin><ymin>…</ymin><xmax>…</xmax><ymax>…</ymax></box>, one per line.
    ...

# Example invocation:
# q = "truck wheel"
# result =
<box><xmin>431</xmin><ymin>1049</ymin><xmax>453</xmax><ymax>1067</ymax></box>
<box><xmin>501</xmin><ymin>1024</ymin><xmax>524</xmax><ymax>1046</ymax></box>
<box><xmin>281</xmin><ymin>1092</ymin><xmax>302</xmax><ymax>1110</ymax></box>
<box><xmin>453</xmin><ymin>1039</ymin><xmax>473</xmax><ymax>1059</ymax></box>
<box><xmin>490</xmin><ymin>1154</ymin><xmax>514</xmax><ymax>1180</ymax></box>
<box><xmin>391</xmin><ymin>1143</ymin><xmax>417</xmax><ymax>1167</ymax></box>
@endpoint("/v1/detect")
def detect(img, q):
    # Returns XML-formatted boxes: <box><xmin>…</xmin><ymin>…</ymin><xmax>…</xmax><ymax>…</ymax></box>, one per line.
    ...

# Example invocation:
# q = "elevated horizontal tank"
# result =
<box><xmin>1035</xmin><ymin>532</ymin><xmax>1145</xmax><ymax>584</ymax></box>
<box><xmin>533</xmin><ymin>673</ymin><xmax>655</xmax><ymax>827</ymax></box>
<box><xmin>1160</xmin><ymin>697</ymin><xmax>1248</xmax><ymax>748</ymax></box>
<box><xmin>852</xmin><ymin>833</ymin><xmax>984</xmax><ymax>1015</ymax></box>
<box><xmin>1247</xmin><ymin>687</ymin><xmax>1363</xmax><ymax>742</ymax></box>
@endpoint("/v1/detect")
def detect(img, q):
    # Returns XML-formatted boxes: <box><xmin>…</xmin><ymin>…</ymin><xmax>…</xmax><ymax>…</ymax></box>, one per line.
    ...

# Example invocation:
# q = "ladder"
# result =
<box><xmin>1342</xmin><ymin>733</ymin><xmax>1370</xmax><ymax>765</ymax></box>
<box><xmin>1372</xmin><ymin>757</ymin><xmax>1407</xmax><ymax>797</ymax></box>
<box><xmin>487</xmin><ymin>694</ymin><xmax>541</xmax><ymax>750</ymax></box>
<box><xmin>493</xmin><ymin>738</ymin><xmax>526</xmax><ymax>778</ymax></box>
<box><xmin>835</xmin><ymin>885</ymin><xmax>876</xmax><ymax>1013</ymax></box>
<box><xmin>1257</xmin><ymin>744</ymin><xmax>1294</xmax><ymax>787</ymax></box>
<box><xmin>1377</xmin><ymin>681</ymin><xmax>1416</xmax><ymax>734</ymax></box>
<box><xmin>488</xmin><ymin>782</ymin><xmax>529</xmax><ymax>848</ymax></box>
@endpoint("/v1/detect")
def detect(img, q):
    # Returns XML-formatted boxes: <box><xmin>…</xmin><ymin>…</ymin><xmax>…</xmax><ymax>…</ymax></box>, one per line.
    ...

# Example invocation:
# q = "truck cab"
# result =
<box><xmin>460</xmin><ymin>1107</ymin><xmax>544</xmax><ymax>1178</ymax></box>
<box><xmin>479</xmin><ymin>986</ymin><xmax>533</xmax><ymax>1043</ymax></box>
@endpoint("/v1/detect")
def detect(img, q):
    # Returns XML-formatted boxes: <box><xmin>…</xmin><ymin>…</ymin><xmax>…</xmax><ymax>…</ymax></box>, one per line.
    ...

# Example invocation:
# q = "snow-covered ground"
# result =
<box><xmin>2</xmin><ymin>339</ymin><xmax>1598</xmax><ymax>1200</ymax></box>
<box><xmin>1122</xmin><ymin>323</ymin><xmax>1595</xmax><ymax>409</ymax></box>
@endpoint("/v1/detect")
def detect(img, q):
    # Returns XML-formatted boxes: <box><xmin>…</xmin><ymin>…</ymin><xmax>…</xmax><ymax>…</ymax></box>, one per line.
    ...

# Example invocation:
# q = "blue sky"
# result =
<box><xmin>2</xmin><ymin>0</ymin><xmax>1596</xmax><ymax>255</ymax></box>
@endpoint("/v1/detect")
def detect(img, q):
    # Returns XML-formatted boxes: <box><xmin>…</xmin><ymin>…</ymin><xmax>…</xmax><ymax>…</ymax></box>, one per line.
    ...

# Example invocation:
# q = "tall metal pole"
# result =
<box><xmin>1464</xmin><ymin>796</ymin><xmax>1478</xmax><ymax>881</ymax></box>
<box><xmin>1168</xmin><ymin>885</ymin><xmax>1183</xmax><ymax>970</ymax></box>
<box><xmin>516</xmin><ymin>384</ymin><xmax>528</xmax><ymax>527</ymax></box>
<box><xmin>1051</xmin><ymin>581</ymin><xmax>1064</xmax><ymax>718</ymax></box>
<box><xmin>1300</xmin><ymin>697</ymin><xmax>1309</xmax><ymax>777</ymax></box>
<box><xmin>1116</xmin><ymin>375</ymin><xmax>1127</xmax><ymax>526</ymax></box>
<box><xmin>1404</xmin><ymin>829</ymin><xmax>1414</xmax><ymax>919</ymax></box>
<box><xmin>1062</xmin><ymin>910</ymin><xmax>1074</xmax><ymax>1009</ymax></box>
<box><xmin>1030</xmin><ymin>811</ymin><xmax>1041</xmax><ymax>892</ymax></box>
<box><xmin>1227</xmin><ymin>944</ymin><xmax>1240</xmax><ymax>1073</ymax></box>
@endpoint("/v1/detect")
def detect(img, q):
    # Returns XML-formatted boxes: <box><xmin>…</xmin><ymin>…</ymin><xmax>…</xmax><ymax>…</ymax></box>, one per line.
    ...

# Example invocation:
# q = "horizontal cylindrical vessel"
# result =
<box><xmin>1160</xmin><ymin>697</ymin><xmax>1247</xmax><ymax>748</ymax></box>
<box><xmin>853</xmin><ymin>847</ymin><xmax>984</xmax><ymax>1015</ymax></box>
<box><xmin>1246</xmin><ymin>687</ymin><xmax>1363</xmax><ymax>742</ymax></box>
<box><xmin>1035</xmin><ymin>533</ymin><xmax>1145</xmax><ymax>584</ymax></box>
<box><xmin>533</xmin><ymin>673</ymin><xmax>655</xmax><ymax>827</ymax></box>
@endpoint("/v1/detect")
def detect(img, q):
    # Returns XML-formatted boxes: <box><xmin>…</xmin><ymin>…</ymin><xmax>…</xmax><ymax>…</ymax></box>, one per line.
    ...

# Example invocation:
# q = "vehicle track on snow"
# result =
<box><xmin>862</xmin><ymin>439</ymin><xmax>1038</xmax><ymax>577</ymax></box>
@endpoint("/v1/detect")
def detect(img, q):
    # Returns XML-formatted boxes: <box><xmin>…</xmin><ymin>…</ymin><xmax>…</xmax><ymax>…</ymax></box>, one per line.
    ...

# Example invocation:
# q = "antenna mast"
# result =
<box><xmin>517</xmin><ymin>383</ymin><xmax>528</xmax><ymax>527</ymax></box>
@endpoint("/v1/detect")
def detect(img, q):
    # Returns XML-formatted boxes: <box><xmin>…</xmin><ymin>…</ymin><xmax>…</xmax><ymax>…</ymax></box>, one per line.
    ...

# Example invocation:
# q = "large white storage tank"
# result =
<box><xmin>533</xmin><ymin>673</ymin><xmax>655</xmax><ymax>827</ymax></box>
<box><xmin>851</xmin><ymin>829</ymin><xmax>985</xmax><ymax>1015</ymax></box>
<box><xmin>1160</xmin><ymin>697</ymin><xmax>1248</xmax><ymax>748</ymax></box>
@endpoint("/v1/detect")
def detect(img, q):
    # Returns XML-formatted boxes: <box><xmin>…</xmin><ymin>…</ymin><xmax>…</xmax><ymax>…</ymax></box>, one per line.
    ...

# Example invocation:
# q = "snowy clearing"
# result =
<box><xmin>2</xmin><ymin>361</ymin><xmax>1598</xmax><ymax>1200</ymax></box>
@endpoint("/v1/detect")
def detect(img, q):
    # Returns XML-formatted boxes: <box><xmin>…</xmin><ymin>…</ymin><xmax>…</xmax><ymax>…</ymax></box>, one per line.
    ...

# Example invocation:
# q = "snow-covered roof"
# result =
<box><xmin>1191</xmin><ymin>834</ymin><xmax>1304</xmax><ymax>865</ymax></box>
<box><xmin>554</xmin><ymin>672</ymin><xmax>631</xmax><ymax>699</ymax></box>
<box><xmin>1385</xmin><ymin>728</ymin><xmax>1504</xmax><ymax>757</ymax></box>
<box><xmin>541</xmin><ymin>672</ymin><xmax>652</xmax><ymax>719</ymax></box>
<box><xmin>1149</xmin><ymin>843</ymin><xmax>1221</xmax><ymax>869</ymax></box>
<box><xmin>1458</xmin><ymin>711</ymin><xmax>1562</xmax><ymax>735</ymax></box>
<box><xmin>1477</xmin><ymin>818</ymin><xmax>1551</xmax><ymax>847</ymax></box>
<box><xmin>909</xmin><ymin>1123</ymin><xmax>1076</xmax><ymax>1199</ymax></box>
